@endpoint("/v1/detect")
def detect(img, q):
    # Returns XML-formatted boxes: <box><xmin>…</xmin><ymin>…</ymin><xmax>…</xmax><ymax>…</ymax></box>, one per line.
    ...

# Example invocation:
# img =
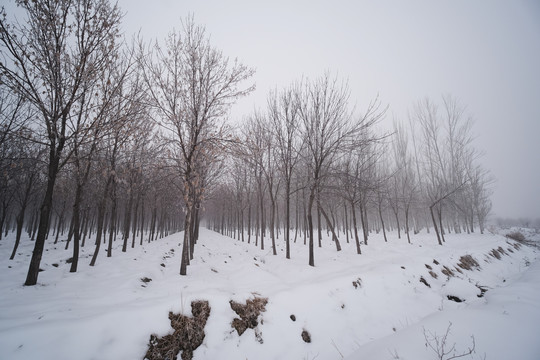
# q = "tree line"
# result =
<box><xmin>204</xmin><ymin>81</ymin><xmax>493</xmax><ymax>266</ymax></box>
<box><xmin>0</xmin><ymin>0</ymin><xmax>492</xmax><ymax>284</ymax></box>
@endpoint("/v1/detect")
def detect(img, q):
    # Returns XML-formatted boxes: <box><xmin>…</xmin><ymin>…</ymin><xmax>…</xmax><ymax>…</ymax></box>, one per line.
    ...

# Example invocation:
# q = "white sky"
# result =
<box><xmin>4</xmin><ymin>0</ymin><xmax>540</xmax><ymax>219</ymax></box>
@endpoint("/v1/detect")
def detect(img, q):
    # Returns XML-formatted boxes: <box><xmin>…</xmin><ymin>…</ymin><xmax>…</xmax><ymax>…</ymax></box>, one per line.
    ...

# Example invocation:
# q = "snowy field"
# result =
<box><xmin>0</xmin><ymin>227</ymin><xmax>538</xmax><ymax>360</ymax></box>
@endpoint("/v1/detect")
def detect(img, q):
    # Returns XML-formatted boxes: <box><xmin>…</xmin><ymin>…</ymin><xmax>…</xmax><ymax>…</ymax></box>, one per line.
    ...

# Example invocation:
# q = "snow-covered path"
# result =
<box><xmin>0</xmin><ymin>228</ymin><xmax>538</xmax><ymax>360</ymax></box>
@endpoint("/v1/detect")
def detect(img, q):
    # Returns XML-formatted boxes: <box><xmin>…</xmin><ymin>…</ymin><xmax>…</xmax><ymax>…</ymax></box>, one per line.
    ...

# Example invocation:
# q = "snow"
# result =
<box><xmin>0</xmin><ymin>228</ymin><xmax>538</xmax><ymax>360</ymax></box>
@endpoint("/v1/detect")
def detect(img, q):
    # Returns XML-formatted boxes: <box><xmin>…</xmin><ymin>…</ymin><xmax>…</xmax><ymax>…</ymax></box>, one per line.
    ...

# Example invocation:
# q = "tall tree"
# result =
<box><xmin>140</xmin><ymin>17</ymin><xmax>254</xmax><ymax>275</ymax></box>
<box><xmin>296</xmin><ymin>73</ymin><xmax>384</xmax><ymax>266</ymax></box>
<box><xmin>267</xmin><ymin>86</ymin><xmax>303</xmax><ymax>259</ymax></box>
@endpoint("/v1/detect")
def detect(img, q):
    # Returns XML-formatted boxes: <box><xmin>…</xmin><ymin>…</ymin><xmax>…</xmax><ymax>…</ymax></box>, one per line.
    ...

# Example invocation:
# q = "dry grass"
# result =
<box><xmin>419</xmin><ymin>276</ymin><xmax>431</xmax><ymax>288</ymax></box>
<box><xmin>230</xmin><ymin>296</ymin><xmax>268</xmax><ymax>336</ymax></box>
<box><xmin>490</xmin><ymin>248</ymin><xmax>502</xmax><ymax>260</ymax></box>
<box><xmin>506</xmin><ymin>231</ymin><xmax>525</xmax><ymax>242</ymax></box>
<box><xmin>457</xmin><ymin>255</ymin><xmax>480</xmax><ymax>271</ymax></box>
<box><xmin>441</xmin><ymin>266</ymin><xmax>455</xmax><ymax>277</ymax></box>
<box><xmin>145</xmin><ymin>300</ymin><xmax>211</xmax><ymax>360</ymax></box>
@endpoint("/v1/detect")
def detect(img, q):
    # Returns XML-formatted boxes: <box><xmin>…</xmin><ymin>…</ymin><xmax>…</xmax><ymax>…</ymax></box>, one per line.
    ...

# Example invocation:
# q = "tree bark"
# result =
<box><xmin>319</xmin><ymin>206</ymin><xmax>341</xmax><ymax>251</ymax></box>
<box><xmin>25</xmin><ymin>148</ymin><xmax>61</xmax><ymax>286</ymax></box>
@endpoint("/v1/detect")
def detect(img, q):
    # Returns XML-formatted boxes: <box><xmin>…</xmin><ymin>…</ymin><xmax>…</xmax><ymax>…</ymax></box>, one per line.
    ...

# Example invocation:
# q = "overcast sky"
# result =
<box><xmin>116</xmin><ymin>0</ymin><xmax>540</xmax><ymax>220</ymax></box>
<box><xmin>6</xmin><ymin>0</ymin><xmax>539</xmax><ymax>219</ymax></box>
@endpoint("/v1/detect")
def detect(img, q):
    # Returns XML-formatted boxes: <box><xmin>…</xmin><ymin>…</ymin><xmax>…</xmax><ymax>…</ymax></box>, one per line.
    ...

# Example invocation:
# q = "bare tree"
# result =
<box><xmin>267</xmin><ymin>85</ymin><xmax>303</xmax><ymax>259</ymax></box>
<box><xmin>411</xmin><ymin>96</ymin><xmax>478</xmax><ymax>245</ymax></box>
<box><xmin>296</xmin><ymin>73</ymin><xmax>384</xmax><ymax>266</ymax></box>
<box><xmin>140</xmin><ymin>17</ymin><xmax>254</xmax><ymax>275</ymax></box>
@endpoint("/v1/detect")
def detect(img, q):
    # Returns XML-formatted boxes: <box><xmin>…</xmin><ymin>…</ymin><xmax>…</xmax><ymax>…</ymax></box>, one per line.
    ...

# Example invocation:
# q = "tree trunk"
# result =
<box><xmin>270</xmin><ymin>196</ymin><xmax>277</xmax><ymax>255</ymax></box>
<box><xmin>122</xmin><ymin>189</ymin><xmax>134</xmax><ymax>252</ymax></box>
<box><xmin>344</xmin><ymin>203</ymin><xmax>350</xmax><ymax>244</ymax></box>
<box><xmin>285</xmin><ymin>181</ymin><xmax>291</xmax><ymax>259</ymax></box>
<box><xmin>316</xmin><ymin>190</ymin><xmax>322</xmax><ymax>248</ymax></box>
<box><xmin>319</xmin><ymin>206</ymin><xmax>341</xmax><ymax>251</ymax></box>
<box><xmin>10</xmin><ymin>175</ymin><xmax>34</xmax><ymax>260</ymax></box>
<box><xmin>350</xmin><ymin>200</ymin><xmax>361</xmax><ymax>254</ymax></box>
<box><xmin>70</xmin><ymin>182</ymin><xmax>84</xmax><ymax>273</ymax></box>
<box><xmin>259</xmin><ymin>180</ymin><xmax>265</xmax><ymax>251</ymax></box>
<box><xmin>107</xmin><ymin>181</ymin><xmax>117</xmax><ymax>257</ymax></box>
<box><xmin>180</xmin><ymin>208</ymin><xmax>191</xmax><ymax>276</ymax></box>
<box><xmin>430</xmin><ymin>204</ymin><xmax>442</xmax><ymax>245</ymax></box>
<box><xmin>359</xmin><ymin>202</ymin><xmax>368</xmax><ymax>246</ymax></box>
<box><xmin>131</xmin><ymin>194</ymin><xmax>140</xmax><ymax>248</ymax></box>
<box><xmin>405</xmin><ymin>206</ymin><xmax>411</xmax><ymax>244</ymax></box>
<box><xmin>378</xmin><ymin>200</ymin><xmax>388</xmax><ymax>243</ymax></box>
<box><xmin>25</xmin><ymin>149</ymin><xmax>61</xmax><ymax>286</ymax></box>
<box><xmin>393</xmin><ymin>206</ymin><xmax>401</xmax><ymax>240</ymax></box>
<box><xmin>307</xmin><ymin>185</ymin><xmax>316</xmax><ymax>266</ymax></box>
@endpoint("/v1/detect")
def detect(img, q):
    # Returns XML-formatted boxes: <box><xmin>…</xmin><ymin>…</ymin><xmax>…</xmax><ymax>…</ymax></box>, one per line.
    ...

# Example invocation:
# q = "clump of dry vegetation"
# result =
<box><xmin>419</xmin><ymin>276</ymin><xmax>431</xmax><ymax>288</ymax></box>
<box><xmin>457</xmin><ymin>255</ymin><xmax>480</xmax><ymax>271</ymax></box>
<box><xmin>441</xmin><ymin>266</ymin><xmax>455</xmax><ymax>277</ymax></box>
<box><xmin>230</xmin><ymin>297</ymin><xmax>268</xmax><ymax>337</ymax></box>
<box><xmin>506</xmin><ymin>231</ymin><xmax>525</xmax><ymax>242</ymax></box>
<box><xmin>145</xmin><ymin>300</ymin><xmax>211</xmax><ymax>360</ymax></box>
<box><xmin>490</xmin><ymin>248</ymin><xmax>502</xmax><ymax>260</ymax></box>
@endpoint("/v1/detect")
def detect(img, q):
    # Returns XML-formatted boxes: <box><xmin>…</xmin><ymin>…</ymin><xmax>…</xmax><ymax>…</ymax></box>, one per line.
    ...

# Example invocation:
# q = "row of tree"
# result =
<box><xmin>0</xmin><ymin>0</ymin><xmax>492</xmax><ymax>284</ymax></box>
<box><xmin>0</xmin><ymin>0</ymin><xmax>254</xmax><ymax>285</ymax></box>
<box><xmin>203</xmin><ymin>87</ymin><xmax>493</xmax><ymax>266</ymax></box>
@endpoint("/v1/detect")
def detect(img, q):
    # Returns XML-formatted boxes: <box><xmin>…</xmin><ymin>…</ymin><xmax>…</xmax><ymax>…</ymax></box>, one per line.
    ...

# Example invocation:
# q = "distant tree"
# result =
<box><xmin>9</xmin><ymin>130</ymin><xmax>44</xmax><ymax>260</ymax></box>
<box><xmin>411</xmin><ymin>96</ymin><xmax>477</xmax><ymax>245</ymax></box>
<box><xmin>267</xmin><ymin>85</ymin><xmax>303</xmax><ymax>259</ymax></box>
<box><xmin>296</xmin><ymin>73</ymin><xmax>385</xmax><ymax>266</ymax></box>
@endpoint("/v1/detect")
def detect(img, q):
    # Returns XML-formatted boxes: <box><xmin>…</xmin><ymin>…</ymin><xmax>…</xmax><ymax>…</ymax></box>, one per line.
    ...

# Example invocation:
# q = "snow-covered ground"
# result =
<box><xmin>0</xmin><ymin>227</ymin><xmax>538</xmax><ymax>360</ymax></box>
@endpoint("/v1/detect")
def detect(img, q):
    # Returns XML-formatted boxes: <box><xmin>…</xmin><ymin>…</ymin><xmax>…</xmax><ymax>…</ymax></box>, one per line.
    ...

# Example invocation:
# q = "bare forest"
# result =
<box><xmin>0</xmin><ymin>0</ymin><xmax>493</xmax><ymax>285</ymax></box>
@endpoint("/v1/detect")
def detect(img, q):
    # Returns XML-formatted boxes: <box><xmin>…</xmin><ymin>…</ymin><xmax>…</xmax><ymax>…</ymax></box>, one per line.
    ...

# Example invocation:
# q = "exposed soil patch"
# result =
<box><xmin>230</xmin><ymin>296</ymin><xmax>268</xmax><ymax>337</ymax></box>
<box><xmin>144</xmin><ymin>300</ymin><xmax>211</xmax><ymax>360</ymax></box>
